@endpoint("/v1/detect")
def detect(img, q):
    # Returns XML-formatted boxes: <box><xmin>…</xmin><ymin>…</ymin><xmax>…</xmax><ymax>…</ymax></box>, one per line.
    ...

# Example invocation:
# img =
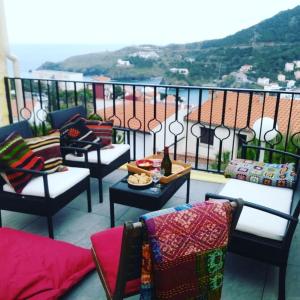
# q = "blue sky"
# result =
<box><xmin>4</xmin><ymin>0</ymin><xmax>300</xmax><ymax>45</ymax></box>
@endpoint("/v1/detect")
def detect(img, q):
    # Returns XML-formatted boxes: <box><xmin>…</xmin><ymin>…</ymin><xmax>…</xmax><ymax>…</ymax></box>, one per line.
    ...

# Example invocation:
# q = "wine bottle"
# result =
<box><xmin>161</xmin><ymin>146</ymin><xmax>172</xmax><ymax>176</ymax></box>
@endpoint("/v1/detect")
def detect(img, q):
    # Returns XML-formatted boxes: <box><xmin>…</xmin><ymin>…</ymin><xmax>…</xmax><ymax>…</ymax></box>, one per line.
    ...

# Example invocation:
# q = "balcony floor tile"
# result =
<box><xmin>1</xmin><ymin>169</ymin><xmax>299</xmax><ymax>300</ymax></box>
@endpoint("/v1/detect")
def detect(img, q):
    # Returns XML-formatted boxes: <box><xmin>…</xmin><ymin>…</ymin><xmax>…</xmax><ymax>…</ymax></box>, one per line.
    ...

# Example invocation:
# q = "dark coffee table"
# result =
<box><xmin>109</xmin><ymin>172</ymin><xmax>190</xmax><ymax>227</ymax></box>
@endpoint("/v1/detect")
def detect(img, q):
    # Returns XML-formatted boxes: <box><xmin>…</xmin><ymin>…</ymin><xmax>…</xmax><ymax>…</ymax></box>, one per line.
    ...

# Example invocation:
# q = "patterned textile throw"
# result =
<box><xmin>224</xmin><ymin>159</ymin><xmax>297</xmax><ymax>189</ymax></box>
<box><xmin>60</xmin><ymin>118</ymin><xmax>100</xmax><ymax>154</ymax></box>
<box><xmin>0</xmin><ymin>132</ymin><xmax>44</xmax><ymax>193</ymax></box>
<box><xmin>140</xmin><ymin>200</ymin><xmax>233</xmax><ymax>300</ymax></box>
<box><xmin>67</xmin><ymin>114</ymin><xmax>114</xmax><ymax>147</ymax></box>
<box><xmin>25</xmin><ymin>131</ymin><xmax>65</xmax><ymax>173</ymax></box>
<box><xmin>85</xmin><ymin>119</ymin><xmax>114</xmax><ymax>147</ymax></box>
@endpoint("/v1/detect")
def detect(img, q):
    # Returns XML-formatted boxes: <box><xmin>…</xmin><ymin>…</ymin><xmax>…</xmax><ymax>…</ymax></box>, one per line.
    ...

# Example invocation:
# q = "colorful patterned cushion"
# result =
<box><xmin>25</xmin><ymin>131</ymin><xmax>64</xmax><ymax>173</ymax></box>
<box><xmin>0</xmin><ymin>132</ymin><xmax>44</xmax><ymax>193</ymax></box>
<box><xmin>66</xmin><ymin>114</ymin><xmax>114</xmax><ymax>147</ymax></box>
<box><xmin>224</xmin><ymin>159</ymin><xmax>297</xmax><ymax>189</ymax></box>
<box><xmin>85</xmin><ymin>120</ymin><xmax>114</xmax><ymax>147</ymax></box>
<box><xmin>60</xmin><ymin>118</ymin><xmax>100</xmax><ymax>152</ymax></box>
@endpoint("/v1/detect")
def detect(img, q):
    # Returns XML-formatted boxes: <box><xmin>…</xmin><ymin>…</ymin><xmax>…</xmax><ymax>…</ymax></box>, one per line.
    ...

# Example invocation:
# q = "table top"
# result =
<box><xmin>110</xmin><ymin>173</ymin><xmax>188</xmax><ymax>199</ymax></box>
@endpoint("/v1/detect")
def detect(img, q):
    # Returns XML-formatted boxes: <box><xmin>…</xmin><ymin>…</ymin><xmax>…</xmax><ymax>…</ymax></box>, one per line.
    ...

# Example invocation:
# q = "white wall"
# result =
<box><xmin>127</xmin><ymin>107</ymin><xmax>187</xmax><ymax>159</ymax></box>
<box><xmin>176</xmin><ymin>121</ymin><xmax>251</xmax><ymax>162</ymax></box>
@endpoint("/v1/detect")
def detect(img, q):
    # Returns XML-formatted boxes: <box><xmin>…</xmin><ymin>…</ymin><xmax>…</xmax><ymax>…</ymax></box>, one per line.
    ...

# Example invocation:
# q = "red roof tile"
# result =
<box><xmin>97</xmin><ymin>101</ymin><xmax>177</xmax><ymax>132</ymax></box>
<box><xmin>186</xmin><ymin>91</ymin><xmax>300</xmax><ymax>134</ymax></box>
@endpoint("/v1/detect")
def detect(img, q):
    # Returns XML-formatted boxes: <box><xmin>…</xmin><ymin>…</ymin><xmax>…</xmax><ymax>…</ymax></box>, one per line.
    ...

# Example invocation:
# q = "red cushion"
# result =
<box><xmin>91</xmin><ymin>226</ymin><xmax>140</xmax><ymax>296</ymax></box>
<box><xmin>0</xmin><ymin>227</ymin><xmax>95</xmax><ymax>300</ymax></box>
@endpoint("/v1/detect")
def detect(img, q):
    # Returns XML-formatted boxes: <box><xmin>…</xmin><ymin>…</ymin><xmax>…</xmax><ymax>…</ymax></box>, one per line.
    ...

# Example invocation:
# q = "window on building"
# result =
<box><xmin>200</xmin><ymin>128</ymin><xmax>214</xmax><ymax>145</ymax></box>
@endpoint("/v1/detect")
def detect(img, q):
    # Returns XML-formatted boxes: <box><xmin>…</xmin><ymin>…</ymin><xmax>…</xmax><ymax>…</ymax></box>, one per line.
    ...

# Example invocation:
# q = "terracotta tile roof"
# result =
<box><xmin>97</xmin><ymin>101</ymin><xmax>177</xmax><ymax>132</ymax></box>
<box><xmin>93</xmin><ymin>76</ymin><xmax>111</xmax><ymax>82</ymax></box>
<box><xmin>186</xmin><ymin>91</ymin><xmax>300</xmax><ymax>134</ymax></box>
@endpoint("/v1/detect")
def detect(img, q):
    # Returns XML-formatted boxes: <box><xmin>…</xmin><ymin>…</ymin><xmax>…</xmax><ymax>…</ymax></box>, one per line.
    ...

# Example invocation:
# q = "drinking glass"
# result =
<box><xmin>151</xmin><ymin>170</ymin><xmax>162</xmax><ymax>192</ymax></box>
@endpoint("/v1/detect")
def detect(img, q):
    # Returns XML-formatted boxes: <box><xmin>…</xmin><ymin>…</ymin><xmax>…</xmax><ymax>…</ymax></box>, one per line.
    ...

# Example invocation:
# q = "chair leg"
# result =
<box><xmin>0</xmin><ymin>210</ymin><xmax>2</xmax><ymax>227</ymax></box>
<box><xmin>87</xmin><ymin>181</ymin><xmax>92</xmax><ymax>213</ymax></box>
<box><xmin>47</xmin><ymin>216</ymin><xmax>54</xmax><ymax>239</ymax></box>
<box><xmin>278</xmin><ymin>265</ymin><xmax>287</xmax><ymax>300</ymax></box>
<box><xmin>98</xmin><ymin>178</ymin><xmax>103</xmax><ymax>203</ymax></box>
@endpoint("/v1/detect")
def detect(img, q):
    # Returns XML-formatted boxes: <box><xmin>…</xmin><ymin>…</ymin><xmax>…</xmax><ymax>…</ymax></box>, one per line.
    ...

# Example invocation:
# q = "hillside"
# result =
<box><xmin>39</xmin><ymin>5</ymin><xmax>300</xmax><ymax>87</ymax></box>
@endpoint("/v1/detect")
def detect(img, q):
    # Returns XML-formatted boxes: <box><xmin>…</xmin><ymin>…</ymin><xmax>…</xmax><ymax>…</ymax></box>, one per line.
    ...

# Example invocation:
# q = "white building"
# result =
<box><xmin>97</xmin><ymin>101</ymin><xmax>186</xmax><ymax>159</ymax></box>
<box><xmin>277</xmin><ymin>74</ymin><xmax>286</xmax><ymax>82</ymax></box>
<box><xmin>285</xmin><ymin>62</ymin><xmax>295</xmax><ymax>72</ymax></box>
<box><xmin>32</xmin><ymin>70</ymin><xmax>84</xmax><ymax>90</ymax></box>
<box><xmin>264</xmin><ymin>83</ymin><xmax>281</xmax><ymax>90</ymax></box>
<box><xmin>117</xmin><ymin>59</ymin><xmax>131</xmax><ymax>67</ymax></box>
<box><xmin>287</xmin><ymin>80</ymin><xmax>296</xmax><ymax>88</ymax></box>
<box><xmin>169</xmin><ymin>68</ymin><xmax>189</xmax><ymax>76</ymax></box>
<box><xmin>231</xmin><ymin>71</ymin><xmax>248</xmax><ymax>83</ymax></box>
<box><xmin>130</xmin><ymin>51</ymin><xmax>159</xmax><ymax>59</ymax></box>
<box><xmin>294</xmin><ymin>70</ymin><xmax>300</xmax><ymax>80</ymax></box>
<box><xmin>294</xmin><ymin>60</ymin><xmax>300</xmax><ymax>68</ymax></box>
<box><xmin>257</xmin><ymin>77</ymin><xmax>270</xmax><ymax>86</ymax></box>
<box><xmin>239</xmin><ymin>64</ymin><xmax>253</xmax><ymax>73</ymax></box>
<box><xmin>185</xmin><ymin>57</ymin><xmax>195</xmax><ymax>63</ymax></box>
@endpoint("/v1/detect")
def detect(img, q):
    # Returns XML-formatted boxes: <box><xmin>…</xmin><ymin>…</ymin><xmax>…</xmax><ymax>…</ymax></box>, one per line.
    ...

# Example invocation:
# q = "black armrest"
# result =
<box><xmin>60</xmin><ymin>146</ymin><xmax>89</xmax><ymax>166</ymax></box>
<box><xmin>114</xmin><ymin>127</ymin><xmax>130</xmax><ymax>132</ymax></box>
<box><xmin>241</xmin><ymin>143</ymin><xmax>300</xmax><ymax>160</ymax></box>
<box><xmin>1</xmin><ymin>166</ymin><xmax>50</xmax><ymax>199</ymax></box>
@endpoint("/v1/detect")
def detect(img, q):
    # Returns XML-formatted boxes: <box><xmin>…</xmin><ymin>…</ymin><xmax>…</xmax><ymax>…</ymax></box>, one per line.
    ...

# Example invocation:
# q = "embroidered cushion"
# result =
<box><xmin>85</xmin><ymin>120</ymin><xmax>114</xmax><ymax>147</ymax></box>
<box><xmin>0</xmin><ymin>227</ymin><xmax>95</xmax><ymax>300</ymax></box>
<box><xmin>60</xmin><ymin>118</ymin><xmax>100</xmax><ymax>152</ymax></box>
<box><xmin>0</xmin><ymin>132</ymin><xmax>44</xmax><ymax>193</ymax></box>
<box><xmin>224</xmin><ymin>159</ymin><xmax>297</xmax><ymax>188</ymax></box>
<box><xmin>25</xmin><ymin>131</ymin><xmax>64</xmax><ymax>173</ymax></box>
<box><xmin>66</xmin><ymin>113</ymin><xmax>114</xmax><ymax>147</ymax></box>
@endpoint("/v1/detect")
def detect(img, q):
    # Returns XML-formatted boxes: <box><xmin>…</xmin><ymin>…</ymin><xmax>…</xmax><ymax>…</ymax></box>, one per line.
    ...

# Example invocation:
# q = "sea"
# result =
<box><xmin>8</xmin><ymin>43</ymin><xmax>208</xmax><ymax>107</ymax></box>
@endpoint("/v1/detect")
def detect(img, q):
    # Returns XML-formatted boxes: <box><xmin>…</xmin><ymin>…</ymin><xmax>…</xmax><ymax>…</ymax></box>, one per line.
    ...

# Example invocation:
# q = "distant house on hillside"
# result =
<box><xmin>264</xmin><ymin>83</ymin><xmax>281</xmax><ymax>90</ymax></box>
<box><xmin>32</xmin><ymin>70</ymin><xmax>84</xmax><ymax>90</ymax></box>
<box><xmin>97</xmin><ymin>101</ymin><xmax>187</xmax><ymax>159</ymax></box>
<box><xmin>117</xmin><ymin>59</ymin><xmax>131</xmax><ymax>67</ymax></box>
<box><xmin>239</xmin><ymin>64</ymin><xmax>253</xmax><ymax>73</ymax></box>
<box><xmin>277</xmin><ymin>74</ymin><xmax>286</xmax><ymax>82</ymax></box>
<box><xmin>257</xmin><ymin>77</ymin><xmax>270</xmax><ymax>86</ymax></box>
<box><xmin>176</xmin><ymin>91</ymin><xmax>300</xmax><ymax>162</ymax></box>
<box><xmin>130</xmin><ymin>51</ymin><xmax>159</xmax><ymax>59</ymax></box>
<box><xmin>294</xmin><ymin>71</ymin><xmax>300</xmax><ymax>80</ymax></box>
<box><xmin>285</xmin><ymin>62</ymin><xmax>295</xmax><ymax>72</ymax></box>
<box><xmin>169</xmin><ymin>68</ymin><xmax>189</xmax><ymax>76</ymax></box>
<box><xmin>294</xmin><ymin>61</ymin><xmax>300</xmax><ymax>68</ymax></box>
<box><xmin>230</xmin><ymin>71</ymin><xmax>248</xmax><ymax>83</ymax></box>
<box><xmin>287</xmin><ymin>80</ymin><xmax>296</xmax><ymax>88</ymax></box>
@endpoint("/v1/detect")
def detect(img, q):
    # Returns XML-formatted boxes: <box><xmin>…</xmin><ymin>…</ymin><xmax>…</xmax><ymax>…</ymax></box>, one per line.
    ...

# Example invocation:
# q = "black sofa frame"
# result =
<box><xmin>0</xmin><ymin>120</ymin><xmax>92</xmax><ymax>238</ymax></box>
<box><xmin>207</xmin><ymin>144</ymin><xmax>300</xmax><ymax>300</ymax></box>
<box><xmin>48</xmin><ymin>106</ymin><xmax>131</xmax><ymax>203</ymax></box>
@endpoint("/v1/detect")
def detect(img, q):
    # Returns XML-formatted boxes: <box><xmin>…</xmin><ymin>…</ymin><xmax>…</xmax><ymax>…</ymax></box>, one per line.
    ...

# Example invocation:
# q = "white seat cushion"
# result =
<box><xmin>3</xmin><ymin>167</ymin><xmax>90</xmax><ymax>199</ymax></box>
<box><xmin>65</xmin><ymin>144</ymin><xmax>130</xmax><ymax>165</ymax></box>
<box><xmin>219</xmin><ymin>179</ymin><xmax>293</xmax><ymax>241</ymax></box>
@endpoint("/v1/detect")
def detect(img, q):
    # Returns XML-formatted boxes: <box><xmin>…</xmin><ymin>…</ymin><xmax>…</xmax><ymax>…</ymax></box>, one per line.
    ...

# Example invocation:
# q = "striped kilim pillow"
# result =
<box><xmin>85</xmin><ymin>120</ymin><xmax>114</xmax><ymax>147</ymax></box>
<box><xmin>25</xmin><ymin>131</ymin><xmax>63</xmax><ymax>173</ymax></box>
<box><xmin>0</xmin><ymin>132</ymin><xmax>44</xmax><ymax>193</ymax></box>
<box><xmin>64</xmin><ymin>114</ymin><xmax>114</xmax><ymax>147</ymax></box>
<box><xmin>60</xmin><ymin>118</ymin><xmax>100</xmax><ymax>152</ymax></box>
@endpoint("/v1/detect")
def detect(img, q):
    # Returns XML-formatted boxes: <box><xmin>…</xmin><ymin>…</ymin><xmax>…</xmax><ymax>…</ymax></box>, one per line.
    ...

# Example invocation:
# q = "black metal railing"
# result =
<box><xmin>4</xmin><ymin>76</ymin><xmax>300</xmax><ymax>173</ymax></box>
